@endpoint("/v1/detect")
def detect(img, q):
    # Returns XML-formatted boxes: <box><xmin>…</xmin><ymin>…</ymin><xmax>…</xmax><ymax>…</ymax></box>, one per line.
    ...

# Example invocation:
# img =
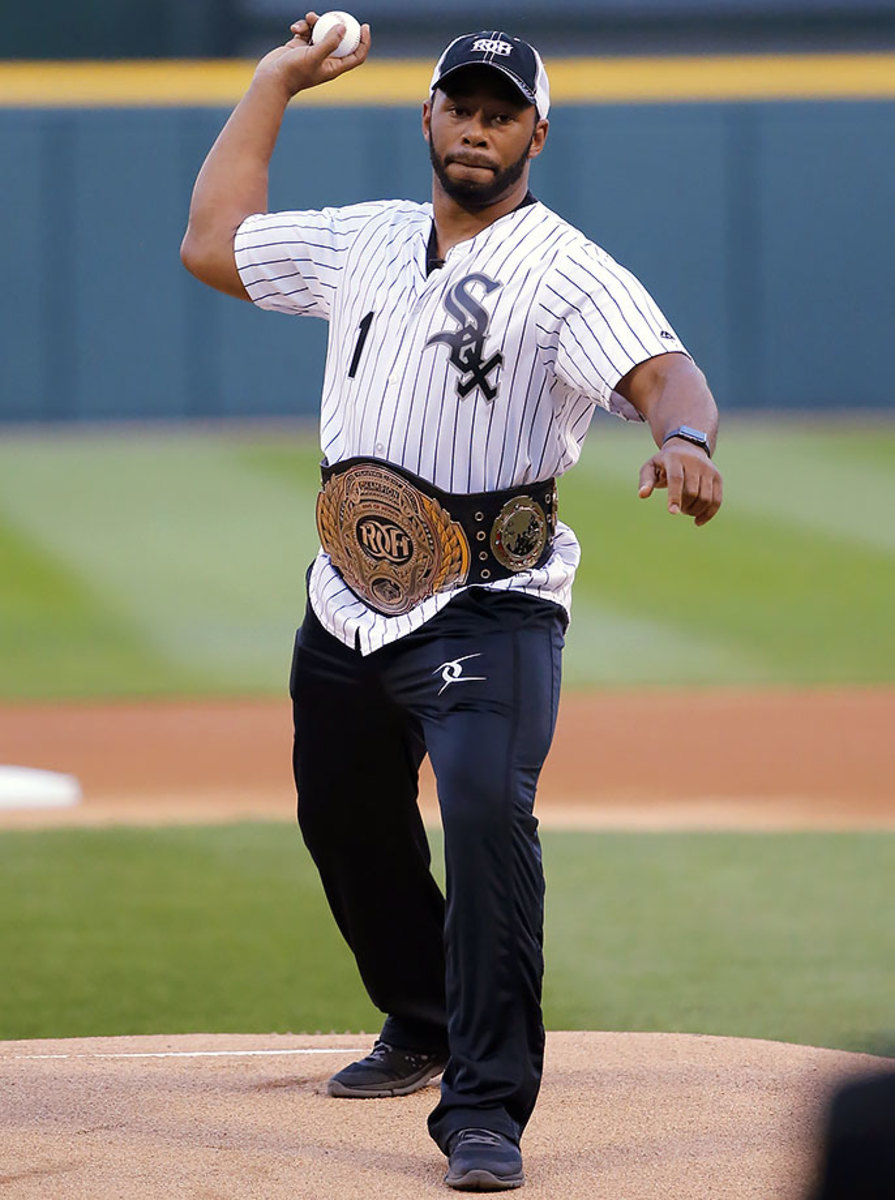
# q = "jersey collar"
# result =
<box><xmin>426</xmin><ymin>191</ymin><xmax>538</xmax><ymax>275</ymax></box>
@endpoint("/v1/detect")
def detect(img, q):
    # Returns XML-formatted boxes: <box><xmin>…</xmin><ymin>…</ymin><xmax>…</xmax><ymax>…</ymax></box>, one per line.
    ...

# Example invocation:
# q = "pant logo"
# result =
<box><xmin>434</xmin><ymin>653</ymin><xmax>486</xmax><ymax>696</ymax></box>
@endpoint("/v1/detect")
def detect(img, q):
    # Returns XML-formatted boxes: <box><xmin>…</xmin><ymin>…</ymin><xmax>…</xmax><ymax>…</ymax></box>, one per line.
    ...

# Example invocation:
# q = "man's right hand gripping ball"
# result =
<box><xmin>255</xmin><ymin>11</ymin><xmax>371</xmax><ymax>98</ymax></box>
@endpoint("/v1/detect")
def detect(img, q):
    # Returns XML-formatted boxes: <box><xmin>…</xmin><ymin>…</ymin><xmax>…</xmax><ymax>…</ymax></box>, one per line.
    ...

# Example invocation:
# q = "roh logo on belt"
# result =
<box><xmin>316</xmin><ymin>461</ymin><xmax>471</xmax><ymax>616</ymax></box>
<box><xmin>357</xmin><ymin>518</ymin><xmax>414</xmax><ymax>565</ymax></box>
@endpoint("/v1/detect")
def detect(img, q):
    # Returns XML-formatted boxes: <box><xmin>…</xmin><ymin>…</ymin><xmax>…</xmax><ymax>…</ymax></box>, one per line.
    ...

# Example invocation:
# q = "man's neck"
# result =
<box><xmin>431</xmin><ymin>178</ymin><xmax>531</xmax><ymax>258</ymax></box>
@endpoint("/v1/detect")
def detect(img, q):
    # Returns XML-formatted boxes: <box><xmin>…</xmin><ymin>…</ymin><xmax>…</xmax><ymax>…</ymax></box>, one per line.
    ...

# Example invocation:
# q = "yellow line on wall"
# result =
<box><xmin>0</xmin><ymin>54</ymin><xmax>893</xmax><ymax>108</ymax></box>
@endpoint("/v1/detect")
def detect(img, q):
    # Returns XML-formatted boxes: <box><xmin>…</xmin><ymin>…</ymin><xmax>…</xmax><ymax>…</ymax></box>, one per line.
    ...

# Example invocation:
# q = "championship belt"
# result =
<box><xmin>316</xmin><ymin>461</ymin><xmax>471</xmax><ymax>616</ymax></box>
<box><xmin>316</xmin><ymin>458</ymin><xmax>557</xmax><ymax>617</ymax></box>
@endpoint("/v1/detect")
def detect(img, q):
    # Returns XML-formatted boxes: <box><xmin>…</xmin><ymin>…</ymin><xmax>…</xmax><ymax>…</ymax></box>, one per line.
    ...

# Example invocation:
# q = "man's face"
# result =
<box><xmin>423</xmin><ymin>67</ymin><xmax>548</xmax><ymax>210</ymax></box>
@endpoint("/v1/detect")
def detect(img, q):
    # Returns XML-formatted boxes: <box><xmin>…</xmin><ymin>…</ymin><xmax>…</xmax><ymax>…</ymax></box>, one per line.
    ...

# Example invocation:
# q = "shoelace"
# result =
<box><xmin>453</xmin><ymin>1129</ymin><xmax>505</xmax><ymax>1148</ymax></box>
<box><xmin>369</xmin><ymin>1041</ymin><xmax>437</xmax><ymax>1067</ymax></box>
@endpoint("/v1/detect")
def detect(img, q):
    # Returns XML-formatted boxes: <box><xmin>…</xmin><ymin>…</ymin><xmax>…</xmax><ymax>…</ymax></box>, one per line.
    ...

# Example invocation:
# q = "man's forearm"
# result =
<box><xmin>180</xmin><ymin>16</ymin><xmax>370</xmax><ymax>298</ymax></box>
<box><xmin>619</xmin><ymin>351</ymin><xmax>723</xmax><ymax>525</ymax></box>
<box><xmin>192</xmin><ymin>76</ymin><xmax>290</xmax><ymax>232</ymax></box>
<box><xmin>181</xmin><ymin>74</ymin><xmax>292</xmax><ymax>296</ymax></box>
<box><xmin>625</xmin><ymin>353</ymin><xmax>719</xmax><ymax>453</ymax></box>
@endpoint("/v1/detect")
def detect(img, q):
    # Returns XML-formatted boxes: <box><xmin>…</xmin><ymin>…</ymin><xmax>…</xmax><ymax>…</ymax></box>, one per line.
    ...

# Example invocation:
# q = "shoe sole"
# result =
<box><xmin>444</xmin><ymin>1167</ymin><xmax>524</xmax><ymax>1191</ymax></box>
<box><xmin>325</xmin><ymin>1062</ymin><xmax>446</xmax><ymax>1098</ymax></box>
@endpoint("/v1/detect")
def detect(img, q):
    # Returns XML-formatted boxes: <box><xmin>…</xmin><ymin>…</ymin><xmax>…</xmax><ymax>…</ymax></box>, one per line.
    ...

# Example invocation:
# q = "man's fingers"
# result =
<box><xmin>694</xmin><ymin>474</ymin><xmax>723</xmax><ymax>526</ymax></box>
<box><xmin>308</xmin><ymin>21</ymin><xmax>347</xmax><ymax>60</ymax></box>
<box><xmin>306</xmin><ymin>21</ymin><xmax>371</xmax><ymax>78</ymax></box>
<box><xmin>638</xmin><ymin>456</ymin><xmax>661</xmax><ymax>498</ymax></box>
<box><xmin>665</xmin><ymin>460</ymin><xmax>684</xmax><ymax>515</ymax></box>
<box><xmin>683</xmin><ymin>469</ymin><xmax>714</xmax><ymax>522</ymax></box>
<box><xmin>320</xmin><ymin>23</ymin><xmax>370</xmax><ymax>70</ymax></box>
<box><xmin>639</xmin><ymin>449</ymin><xmax>723</xmax><ymax>525</ymax></box>
<box><xmin>343</xmin><ymin>22</ymin><xmax>371</xmax><ymax>64</ymax></box>
<box><xmin>325</xmin><ymin>22</ymin><xmax>371</xmax><ymax>72</ymax></box>
<box><xmin>289</xmin><ymin>12</ymin><xmax>317</xmax><ymax>41</ymax></box>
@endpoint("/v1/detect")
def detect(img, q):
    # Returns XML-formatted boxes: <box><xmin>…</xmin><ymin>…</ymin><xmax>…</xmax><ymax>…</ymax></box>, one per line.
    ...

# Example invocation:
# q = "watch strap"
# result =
<box><xmin>661</xmin><ymin>425</ymin><xmax>712</xmax><ymax>457</ymax></box>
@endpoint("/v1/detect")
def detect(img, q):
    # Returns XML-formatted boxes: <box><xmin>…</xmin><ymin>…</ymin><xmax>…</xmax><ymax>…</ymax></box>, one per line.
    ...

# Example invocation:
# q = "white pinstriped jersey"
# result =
<box><xmin>234</xmin><ymin>198</ymin><xmax>688</xmax><ymax>654</ymax></box>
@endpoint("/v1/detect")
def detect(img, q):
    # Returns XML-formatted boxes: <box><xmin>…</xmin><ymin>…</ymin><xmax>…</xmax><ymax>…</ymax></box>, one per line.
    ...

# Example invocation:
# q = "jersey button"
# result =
<box><xmin>375</xmin><ymin>442</ymin><xmax>385</xmax><ymax>453</ymax></box>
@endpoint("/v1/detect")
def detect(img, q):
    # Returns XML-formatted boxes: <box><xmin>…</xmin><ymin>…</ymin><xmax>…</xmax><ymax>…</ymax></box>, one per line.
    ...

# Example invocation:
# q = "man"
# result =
<box><xmin>182</xmin><ymin>15</ymin><xmax>722</xmax><ymax>1192</ymax></box>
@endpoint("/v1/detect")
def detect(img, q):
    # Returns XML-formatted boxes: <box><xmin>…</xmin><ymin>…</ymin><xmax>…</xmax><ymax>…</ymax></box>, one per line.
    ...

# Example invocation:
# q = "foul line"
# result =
<box><xmin>12</xmin><ymin>1047</ymin><xmax>367</xmax><ymax>1061</ymax></box>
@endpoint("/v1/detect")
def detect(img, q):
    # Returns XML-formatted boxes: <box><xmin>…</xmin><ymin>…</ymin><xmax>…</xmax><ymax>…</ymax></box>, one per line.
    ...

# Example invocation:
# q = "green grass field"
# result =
<box><xmin>1</xmin><ymin>824</ymin><xmax>891</xmax><ymax>1052</ymax></box>
<box><xmin>1</xmin><ymin>418</ymin><xmax>893</xmax><ymax>699</ymax></box>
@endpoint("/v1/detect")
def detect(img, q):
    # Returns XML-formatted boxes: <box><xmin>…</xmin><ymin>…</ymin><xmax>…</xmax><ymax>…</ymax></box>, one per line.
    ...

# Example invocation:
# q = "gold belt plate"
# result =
<box><xmin>316</xmin><ymin>464</ymin><xmax>471</xmax><ymax>616</ymax></box>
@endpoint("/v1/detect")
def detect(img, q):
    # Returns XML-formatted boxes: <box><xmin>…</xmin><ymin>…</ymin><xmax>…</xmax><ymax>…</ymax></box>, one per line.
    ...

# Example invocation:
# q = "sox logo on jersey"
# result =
<box><xmin>426</xmin><ymin>273</ymin><xmax>503</xmax><ymax>402</ymax></box>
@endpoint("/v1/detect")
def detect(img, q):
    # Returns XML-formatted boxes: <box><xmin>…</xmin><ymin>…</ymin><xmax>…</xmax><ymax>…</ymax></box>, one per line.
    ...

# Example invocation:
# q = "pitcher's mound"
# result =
<box><xmin>0</xmin><ymin>1031</ymin><xmax>887</xmax><ymax>1198</ymax></box>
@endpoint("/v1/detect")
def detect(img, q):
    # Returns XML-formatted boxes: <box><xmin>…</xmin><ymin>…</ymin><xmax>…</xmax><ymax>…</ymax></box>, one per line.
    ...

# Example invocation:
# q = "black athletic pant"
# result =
<box><xmin>290</xmin><ymin>587</ymin><xmax>565</xmax><ymax>1151</ymax></box>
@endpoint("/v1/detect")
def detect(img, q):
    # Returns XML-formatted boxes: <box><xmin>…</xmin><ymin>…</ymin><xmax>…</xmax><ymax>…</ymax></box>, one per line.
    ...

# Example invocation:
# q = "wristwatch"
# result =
<box><xmin>661</xmin><ymin>425</ymin><xmax>712</xmax><ymax>457</ymax></box>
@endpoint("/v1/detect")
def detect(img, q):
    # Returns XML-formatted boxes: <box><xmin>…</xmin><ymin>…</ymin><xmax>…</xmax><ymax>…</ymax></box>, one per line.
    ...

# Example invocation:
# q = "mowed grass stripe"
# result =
<box><xmin>0</xmin><ymin>824</ymin><xmax>891</xmax><ymax>1052</ymax></box>
<box><xmin>0</xmin><ymin>434</ymin><xmax>321</xmax><ymax>693</ymax></box>
<box><xmin>0</xmin><ymin>509</ymin><xmax>197</xmax><ymax>700</ymax></box>
<box><xmin>578</xmin><ymin>417</ymin><xmax>895</xmax><ymax>553</ymax></box>
<box><xmin>561</xmin><ymin>472</ymin><xmax>895</xmax><ymax>684</ymax></box>
<box><xmin>562</xmin><ymin>596</ymin><xmax>773</xmax><ymax>687</ymax></box>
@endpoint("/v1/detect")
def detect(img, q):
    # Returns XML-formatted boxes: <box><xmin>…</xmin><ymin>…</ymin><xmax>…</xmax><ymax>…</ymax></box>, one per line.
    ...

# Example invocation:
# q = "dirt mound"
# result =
<box><xmin>1</xmin><ymin>1031</ymin><xmax>889</xmax><ymax>1199</ymax></box>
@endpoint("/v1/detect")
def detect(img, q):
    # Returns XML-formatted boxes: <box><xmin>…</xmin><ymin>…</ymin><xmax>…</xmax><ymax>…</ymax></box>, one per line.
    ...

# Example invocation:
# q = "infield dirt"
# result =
<box><xmin>1</xmin><ymin>686</ymin><xmax>892</xmax><ymax>830</ymax></box>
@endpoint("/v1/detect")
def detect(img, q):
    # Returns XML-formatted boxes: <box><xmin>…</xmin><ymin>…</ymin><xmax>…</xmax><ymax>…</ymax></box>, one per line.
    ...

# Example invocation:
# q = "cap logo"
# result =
<box><xmin>471</xmin><ymin>38</ymin><xmax>513</xmax><ymax>56</ymax></box>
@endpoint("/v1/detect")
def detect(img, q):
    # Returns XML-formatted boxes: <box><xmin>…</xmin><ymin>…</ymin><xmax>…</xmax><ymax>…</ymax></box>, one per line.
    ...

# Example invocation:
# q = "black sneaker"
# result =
<box><xmin>445</xmin><ymin>1128</ymin><xmax>524</xmax><ymax>1191</ymax></box>
<box><xmin>326</xmin><ymin>1039</ymin><xmax>448</xmax><ymax>1098</ymax></box>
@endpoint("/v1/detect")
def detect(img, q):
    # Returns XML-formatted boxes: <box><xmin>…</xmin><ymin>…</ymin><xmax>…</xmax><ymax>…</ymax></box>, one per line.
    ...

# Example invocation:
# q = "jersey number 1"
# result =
<box><xmin>348</xmin><ymin>312</ymin><xmax>374</xmax><ymax>379</ymax></box>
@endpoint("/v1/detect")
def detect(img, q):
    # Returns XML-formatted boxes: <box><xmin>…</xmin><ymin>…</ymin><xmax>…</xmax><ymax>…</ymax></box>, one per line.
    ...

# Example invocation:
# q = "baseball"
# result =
<box><xmin>311</xmin><ymin>11</ymin><xmax>362</xmax><ymax>58</ymax></box>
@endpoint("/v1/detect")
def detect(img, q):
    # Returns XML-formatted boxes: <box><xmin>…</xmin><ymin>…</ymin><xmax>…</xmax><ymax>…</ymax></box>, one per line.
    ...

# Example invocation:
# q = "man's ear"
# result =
<box><xmin>422</xmin><ymin>99</ymin><xmax>432</xmax><ymax>143</ymax></box>
<box><xmin>528</xmin><ymin>117</ymin><xmax>549</xmax><ymax>160</ymax></box>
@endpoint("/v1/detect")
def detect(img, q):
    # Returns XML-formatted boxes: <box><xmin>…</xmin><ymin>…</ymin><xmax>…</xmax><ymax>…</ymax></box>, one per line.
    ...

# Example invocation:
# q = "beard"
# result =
<box><xmin>428</xmin><ymin>134</ymin><xmax>534</xmax><ymax>210</ymax></box>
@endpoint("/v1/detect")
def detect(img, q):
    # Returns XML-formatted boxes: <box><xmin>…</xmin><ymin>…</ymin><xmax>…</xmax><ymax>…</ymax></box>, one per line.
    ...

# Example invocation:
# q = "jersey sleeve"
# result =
<box><xmin>233</xmin><ymin>202</ymin><xmax>388</xmax><ymax>319</ymax></box>
<box><xmin>543</xmin><ymin>243</ymin><xmax>691</xmax><ymax>421</ymax></box>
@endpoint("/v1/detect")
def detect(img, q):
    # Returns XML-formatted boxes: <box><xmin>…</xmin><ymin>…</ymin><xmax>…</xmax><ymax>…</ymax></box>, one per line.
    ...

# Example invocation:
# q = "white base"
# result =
<box><xmin>0</xmin><ymin>766</ymin><xmax>82</xmax><ymax>809</ymax></box>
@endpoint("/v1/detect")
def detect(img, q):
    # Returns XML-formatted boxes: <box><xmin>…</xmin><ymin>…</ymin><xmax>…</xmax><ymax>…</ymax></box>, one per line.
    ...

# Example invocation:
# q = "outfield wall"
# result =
<box><xmin>1</xmin><ymin>56</ymin><xmax>893</xmax><ymax>422</ymax></box>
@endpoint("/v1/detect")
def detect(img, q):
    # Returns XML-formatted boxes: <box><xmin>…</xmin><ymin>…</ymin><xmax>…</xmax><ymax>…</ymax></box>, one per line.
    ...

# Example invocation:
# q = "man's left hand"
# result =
<box><xmin>638</xmin><ymin>440</ymin><xmax>723</xmax><ymax>526</ymax></box>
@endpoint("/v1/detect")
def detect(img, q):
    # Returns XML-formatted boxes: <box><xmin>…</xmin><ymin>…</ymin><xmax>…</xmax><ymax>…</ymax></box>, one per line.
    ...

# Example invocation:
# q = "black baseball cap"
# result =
<box><xmin>430</xmin><ymin>32</ymin><xmax>551</xmax><ymax>118</ymax></box>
